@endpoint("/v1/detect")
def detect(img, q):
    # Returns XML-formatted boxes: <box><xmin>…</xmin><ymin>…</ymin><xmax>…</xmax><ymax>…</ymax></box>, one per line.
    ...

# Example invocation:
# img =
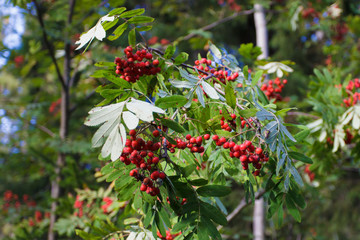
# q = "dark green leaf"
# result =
<box><xmin>197</xmin><ymin>185</ymin><xmax>231</xmax><ymax>197</ymax></box>
<box><xmin>200</xmin><ymin>202</ymin><xmax>227</xmax><ymax>226</ymax></box>
<box><xmin>188</xmin><ymin>178</ymin><xmax>208</xmax><ymax>186</ymax></box>
<box><xmin>286</xmin><ymin>195</ymin><xmax>301</xmax><ymax>222</ymax></box>
<box><xmin>136</xmin><ymin>25</ymin><xmax>152</xmax><ymax>31</ymax></box>
<box><xmin>106</xmin><ymin>169</ymin><xmax>122</xmax><ymax>182</ymax></box>
<box><xmin>201</xmin><ymin>217</ymin><xmax>222</xmax><ymax>240</ymax></box>
<box><xmin>160</xmin><ymin>118</ymin><xmax>185</xmax><ymax>133</ymax></box>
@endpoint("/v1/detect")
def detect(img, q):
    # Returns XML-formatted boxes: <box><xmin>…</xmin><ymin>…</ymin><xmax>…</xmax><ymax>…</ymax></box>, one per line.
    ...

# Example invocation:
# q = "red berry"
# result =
<box><xmin>140</xmin><ymin>184</ymin><xmax>147</xmax><ymax>191</ymax></box>
<box><xmin>212</xmin><ymin>135</ymin><xmax>219</xmax><ymax>141</ymax></box>
<box><xmin>255</xmin><ymin>148</ymin><xmax>263</xmax><ymax>155</ymax></box>
<box><xmin>151</xmin><ymin>171</ymin><xmax>160</xmax><ymax>180</ymax></box>
<box><xmin>204</xmin><ymin>134</ymin><xmax>210</xmax><ymax>140</ymax></box>
<box><xmin>152</xmin><ymin>157</ymin><xmax>159</xmax><ymax>164</ymax></box>
<box><xmin>153</xmin><ymin>130</ymin><xmax>160</xmax><ymax>137</ymax></box>
<box><xmin>153</xmin><ymin>59</ymin><xmax>159</xmax><ymax>66</ymax></box>
<box><xmin>186</xmin><ymin>134</ymin><xmax>192</xmax><ymax>140</ymax></box>
<box><xmin>129</xmin><ymin>129</ymin><xmax>136</xmax><ymax>136</ymax></box>
<box><xmin>231</xmin><ymin>113</ymin><xmax>236</xmax><ymax>119</ymax></box>
<box><xmin>159</xmin><ymin>172</ymin><xmax>166</xmax><ymax>179</ymax></box>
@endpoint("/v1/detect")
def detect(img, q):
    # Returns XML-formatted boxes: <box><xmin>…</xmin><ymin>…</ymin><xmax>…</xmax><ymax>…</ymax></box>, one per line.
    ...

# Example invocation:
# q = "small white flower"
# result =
<box><xmin>333</xmin><ymin>124</ymin><xmax>345</xmax><ymax>152</ymax></box>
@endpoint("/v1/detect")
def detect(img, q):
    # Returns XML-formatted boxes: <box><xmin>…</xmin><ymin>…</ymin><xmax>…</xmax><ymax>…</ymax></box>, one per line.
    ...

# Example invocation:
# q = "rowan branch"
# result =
<box><xmin>33</xmin><ymin>0</ymin><xmax>67</xmax><ymax>90</ymax></box>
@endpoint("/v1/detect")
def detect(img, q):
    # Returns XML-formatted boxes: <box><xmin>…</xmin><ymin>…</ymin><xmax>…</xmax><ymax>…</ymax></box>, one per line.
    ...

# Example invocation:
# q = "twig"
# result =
<box><xmin>178</xmin><ymin>9</ymin><xmax>254</xmax><ymax>42</ymax></box>
<box><xmin>217</xmin><ymin>189</ymin><xmax>266</xmax><ymax>231</ymax></box>
<box><xmin>33</xmin><ymin>0</ymin><xmax>66</xmax><ymax>90</ymax></box>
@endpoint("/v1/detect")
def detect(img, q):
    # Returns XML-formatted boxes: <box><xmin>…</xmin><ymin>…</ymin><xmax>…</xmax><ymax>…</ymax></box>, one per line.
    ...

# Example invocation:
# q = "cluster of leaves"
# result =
<box><xmin>75</xmin><ymin>7</ymin><xmax>312</xmax><ymax>240</ymax></box>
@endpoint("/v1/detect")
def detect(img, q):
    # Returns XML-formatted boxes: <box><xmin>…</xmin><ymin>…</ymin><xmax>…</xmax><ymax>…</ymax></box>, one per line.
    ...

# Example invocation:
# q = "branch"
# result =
<box><xmin>33</xmin><ymin>0</ymin><xmax>67</xmax><ymax>90</ymax></box>
<box><xmin>177</xmin><ymin>9</ymin><xmax>254</xmax><ymax>42</ymax></box>
<box><xmin>217</xmin><ymin>189</ymin><xmax>266</xmax><ymax>231</ymax></box>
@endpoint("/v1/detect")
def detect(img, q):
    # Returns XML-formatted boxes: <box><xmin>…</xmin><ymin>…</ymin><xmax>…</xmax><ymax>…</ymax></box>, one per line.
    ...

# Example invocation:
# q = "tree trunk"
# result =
<box><xmin>47</xmin><ymin>0</ymin><xmax>74</xmax><ymax>238</ymax></box>
<box><xmin>253</xmin><ymin>3</ymin><xmax>268</xmax><ymax>240</ymax></box>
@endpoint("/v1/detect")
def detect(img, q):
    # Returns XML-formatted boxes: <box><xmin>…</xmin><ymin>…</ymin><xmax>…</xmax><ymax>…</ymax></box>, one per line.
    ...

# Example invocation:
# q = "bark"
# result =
<box><xmin>253</xmin><ymin>3</ymin><xmax>268</xmax><ymax>240</ymax></box>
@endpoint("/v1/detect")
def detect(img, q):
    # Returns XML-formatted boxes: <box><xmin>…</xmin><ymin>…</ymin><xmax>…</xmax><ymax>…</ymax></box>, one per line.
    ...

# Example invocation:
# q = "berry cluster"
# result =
<box><xmin>101</xmin><ymin>197</ymin><xmax>114</xmax><ymax>213</ymax></box>
<box><xmin>304</xmin><ymin>164</ymin><xmax>315</xmax><ymax>182</ymax></box>
<box><xmin>2</xmin><ymin>190</ymin><xmax>48</xmax><ymax>227</ymax></box>
<box><xmin>343</xmin><ymin>78</ymin><xmax>360</xmax><ymax>107</ymax></box>
<box><xmin>166</xmin><ymin>196</ymin><xmax>187</xmax><ymax>206</ymax></box>
<box><xmin>194</xmin><ymin>58</ymin><xmax>239</xmax><ymax>84</ymax></box>
<box><xmin>114</xmin><ymin>46</ymin><xmax>160</xmax><ymax>83</ymax></box>
<box><xmin>123</xmin><ymin>129</ymin><xmax>166</xmax><ymax>197</ymax></box>
<box><xmin>219</xmin><ymin>110</ymin><xmax>252</xmax><ymax>132</ymax></box>
<box><xmin>157</xmin><ymin>230</ymin><xmax>181</xmax><ymax>240</ymax></box>
<box><xmin>261</xmin><ymin>78</ymin><xmax>288</xmax><ymax>102</ymax></box>
<box><xmin>212</xmin><ymin>135</ymin><xmax>268</xmax><ymax>176</ymax></box>
<box><xmin>2</xmin><ymin>190</ymin><xmax>36</xmax><ymax>210</ymax></box>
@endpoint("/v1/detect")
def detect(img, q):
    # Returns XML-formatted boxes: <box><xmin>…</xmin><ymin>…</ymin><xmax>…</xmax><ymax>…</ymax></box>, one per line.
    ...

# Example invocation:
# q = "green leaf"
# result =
<box><xmin>99</xmin><ymin>89</ymin><xmax>123</xmax><ymax>100</ymax></box>
<box><xmin>286</xmin><ymin>195</ymin><xmax>301</xmax><ymax>222</ymax></box>
<box><xmin>143</xmin><ymin>207</ymin><xmax>153</xmax><ymax>228</ymax></box>
<box><xmin>288</xmin><ymin>189</ymin><xmax>306</xmax><ymax>209</ymax></box>
<box><xmin>103</xmin><ymin>73</ymin><xmax>132</xmax><ymax>88</ymax></box>
<box><xmin>201</xmin><ymin>217</ymin><xmax>222</xmax><ymax>240</ymax></box>
<box><xmin>108</xmin><ymin>22</ymin><xmax>128</xmax><ymax>41</ymax></box>
<box><xmin>95</xmin><ymin>62</ymin><xmax>116</xmax><ymax>67</ymax></box>
<box><xmin>124</xmin><ymin>218</ymin><xmax>139</xmax><ymax>225</ymax></box>
<box><xmin>225</xmin><ymin>83</ymin><xmax>236</xmax><ymax>108</ymax></box>
<box><xmin>243</xmin><ymin>65</ymin><xmax>249</xmax><ymax>80</ymax></box>
<box><xmin>164</xmin><ymin>45</ymin><xmax>176</xmax><ymax>59</ymax></box>
<box><xmin>128</xmin><ymin>28</ymin><xmax>136</xmax><ymax>47</ymax></box>
<box><xmin>119</xmin><ymin>8</ymin><xmax>145</xmax><ymax>18</ymax></box>
<box><xmin>181</xmin><ymin>164</ymin><xmax>196</xmax><ymax>178</ymax></box>
<box><xmin>188</xmin><ymin>178</ymin><xmax>208</xmax><ymax>186</ymax></box>
<box><xmin>276</xmin><ymin>107</ymin><xmax>296</xmax><ymax>116</ymax></box>
<box><xmin>215</xmin><ymin>130</ymin><xmax>236</xmax><ymax>138</ymax></box>
<box><xmin>160</xmin><ymin>118</ymin><xmax>185</xmax><ymax>133</ymax></box>
<box><xmin>101</xmin><ymin>163</ymin><xmax>114</xmax><ymax>175</ymax></box>
<box><xmin>155</xmin><ymin>212</ymin><xmax>166</xmax><ymax>237</ymax></box>
<box><xmin>200</xmin><ymin>202</ymin><xmax>227</xmax><ymax>225</ymax></box>
<box><xmin>128</xmin><ymin>16</ymin><xmax>154</xmax><ymax>24</ymax></box>
<box><xmin>155</xmin><ymin>95</ymin><xmax>188</xmax><ymax>108</ymax></box>
<box><xmin>238</xmin><ymin>108</ymin><xmax>258</xmax><ymax>118</ymax></box>
<box><xmin>198</xmin><ymin>220</ymin><xmax>210</xmax><ymax>240</ymax></box>
<box><xmin>288</xmin><ymin>151</ymin><xmax>313</xmax><ymax>164</ymax></box>
<box><xmin>102</xmin><ymin>18</ymin><xmax>119</xmax><ymax>31</ymax></box>
<box><xmin>106</xmin><ymin>169</ymin><xmax>122</xmax><ymax>182</ymax></box>
<box><xmin>294</xmin><ymin>128</ymin><xmax>310</xmax><ymax>142</ymax></box>
<box><xmin>197</xmin><ymin>185</ymin><xmax>231</xmax><ymax>197</ymax></box>
<box><xmin>159</xmin><ymin>207</ymin><xmax>172</xmax><ymax>228</ymax></box>
<box><xmin>136</xmin><ymin>25</ymin><xmax>152</xmax><ymax>31</ymax></box>
<box><xmin>251</xmin><ymin>70</ymin><xmax>264</xmax><ymax>87</ymax></box>
<box><xmin>174</xmin><ymin>52</ymin><xmax>189</xmax><ymax>65</ymax></box>
<box><xmin>108</xmin><ymin>7</ymin><xmax>126</xmax><ymax>16</ymax></box>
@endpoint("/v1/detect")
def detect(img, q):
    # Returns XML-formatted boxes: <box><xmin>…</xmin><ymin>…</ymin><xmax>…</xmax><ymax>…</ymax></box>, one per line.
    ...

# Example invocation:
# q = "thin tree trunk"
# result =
<box><xmin>253</xmin><ymin>3</ymin><xmax>268</xmax><ymax>240</ymax></box>
<box><xmin>47</xmin><ymin>0</ymin><xmax>75</xmax><ymax>239</ymax></box>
